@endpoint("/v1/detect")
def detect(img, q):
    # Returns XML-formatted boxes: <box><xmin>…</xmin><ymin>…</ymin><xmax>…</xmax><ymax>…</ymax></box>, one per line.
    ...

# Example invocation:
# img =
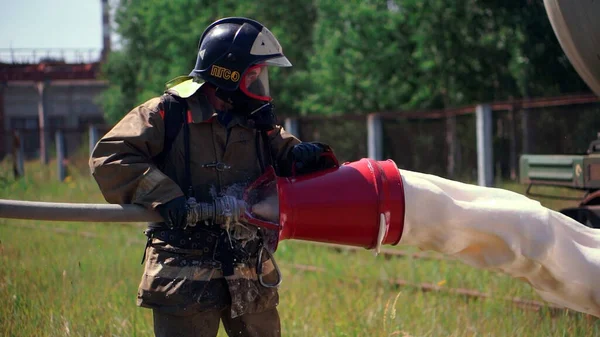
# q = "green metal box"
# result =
<box><xmin>519</xmin><ymin>154</ymin><xmax>585</xmax><ymax>189</ymax></box>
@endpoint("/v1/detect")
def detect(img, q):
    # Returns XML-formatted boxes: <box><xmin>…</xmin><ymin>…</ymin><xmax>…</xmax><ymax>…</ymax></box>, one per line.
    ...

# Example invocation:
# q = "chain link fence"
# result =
<box><xmin>3</xmin><ymin>99</ymin><xmax>599</xmax><ymax>183</ymax></box>
<box><xmin>296</xmin><ymin>116</ymin><xmax>368</xmax><ymax>164</ymax></box>
<box><xmin>291</xmin><ymin>100</ymin><xmax>600</xmax><ymax>182</ymax></box>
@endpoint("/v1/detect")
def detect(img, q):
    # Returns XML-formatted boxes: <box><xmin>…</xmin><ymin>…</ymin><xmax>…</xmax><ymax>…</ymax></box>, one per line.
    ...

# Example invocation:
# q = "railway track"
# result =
<box><xmin>308</xmin><ymin>241</ymin><xmax>453</xmax><ymax>262</ymax></box>
<box><xmin>289</xmin><ymin>263</ymin><xmax>571</xmax><ymax>315</ymax></box>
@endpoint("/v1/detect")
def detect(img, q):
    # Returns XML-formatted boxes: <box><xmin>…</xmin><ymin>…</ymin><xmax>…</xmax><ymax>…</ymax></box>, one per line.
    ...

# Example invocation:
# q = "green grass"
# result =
<box><xmin>0</xmin><ymin>157</ymin><xmax>598</xmax><ymax>336</ymax></box>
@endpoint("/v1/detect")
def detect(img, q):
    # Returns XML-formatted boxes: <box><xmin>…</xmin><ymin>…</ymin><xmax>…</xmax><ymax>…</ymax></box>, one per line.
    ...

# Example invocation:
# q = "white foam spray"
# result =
<box><xmin>251</xmin><ymin>194</ymin><xmax>280</xmax><ymax>223</ymax></box>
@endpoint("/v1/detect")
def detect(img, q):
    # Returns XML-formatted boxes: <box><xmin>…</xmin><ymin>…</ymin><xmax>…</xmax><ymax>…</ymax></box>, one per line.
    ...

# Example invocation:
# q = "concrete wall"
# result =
<box><xmin>2</xmin><ymin>80</ymin><xmax>108</xmax><ymax>158</ymax></box>
<box><xmin>4</xmin><ymin>80</ymin><xmax>107</xmax><ymax>127</ymax></box>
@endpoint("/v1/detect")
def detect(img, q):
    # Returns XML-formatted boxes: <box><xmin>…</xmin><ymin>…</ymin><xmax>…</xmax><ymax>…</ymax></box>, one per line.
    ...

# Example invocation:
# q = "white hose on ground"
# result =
<box><xmin>0</xmin><ymin>199</ymin><xmax>163</xmax><ymax>223</ymax></box>
<box><xmin>398</xmin><ymin>169</ymin><xmax>600</xmax><ymax>317</ymax></box>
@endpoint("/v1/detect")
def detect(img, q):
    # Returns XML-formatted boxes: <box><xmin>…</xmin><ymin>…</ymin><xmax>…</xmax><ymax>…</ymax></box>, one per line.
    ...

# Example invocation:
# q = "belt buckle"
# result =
<box><xmin>216</xmin><ymin>162</ymin><xmax>231</xmax><ymax>172</ymax></box>
<box><xmin>202</xmin><ymin>162</ymin><xmax>231</xmax><ymax>172</ymax></box>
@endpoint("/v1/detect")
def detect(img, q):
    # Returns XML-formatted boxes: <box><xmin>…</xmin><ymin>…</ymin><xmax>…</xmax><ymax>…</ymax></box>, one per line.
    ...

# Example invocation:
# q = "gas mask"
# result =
<box><xmin>215</xmin><ymin>65</ymin><xmax>277</xmax><ymax>130</ymax></box>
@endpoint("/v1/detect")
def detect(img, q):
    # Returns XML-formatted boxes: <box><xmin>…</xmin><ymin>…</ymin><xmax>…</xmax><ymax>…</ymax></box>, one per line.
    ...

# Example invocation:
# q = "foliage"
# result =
<box><xmin>100</xmin><ymin>0</ymin><xmax>590</xmax><ymax>121</ymax></box>
<box><xmin>295</xmin><ymin>0</ymin><xmax>416</xmax><ymax>115</ymax></box>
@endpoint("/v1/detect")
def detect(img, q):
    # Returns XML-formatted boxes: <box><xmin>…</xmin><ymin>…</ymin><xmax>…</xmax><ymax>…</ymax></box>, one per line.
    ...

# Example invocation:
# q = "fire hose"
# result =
<box><xmin>0</xmin><ymin>196</ymin><xmax>247</xmax><ymax>225</ymax></box>
<box><xmin>0</xmin><ymin>196</ymin><xmax>281</xmax><ymax>287</ymax></box>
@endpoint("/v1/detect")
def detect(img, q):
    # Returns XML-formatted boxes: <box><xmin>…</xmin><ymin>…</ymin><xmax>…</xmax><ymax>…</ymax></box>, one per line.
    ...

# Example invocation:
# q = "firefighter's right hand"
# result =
<box><xmin>156</xmin><ymin>196</ymin><xmax>188</xmax><ymax>229</ymax></box>
<box><xmin>289</xmin><ymin>142</ymin><xmax>338</xmax><ymax>176</ymax></box>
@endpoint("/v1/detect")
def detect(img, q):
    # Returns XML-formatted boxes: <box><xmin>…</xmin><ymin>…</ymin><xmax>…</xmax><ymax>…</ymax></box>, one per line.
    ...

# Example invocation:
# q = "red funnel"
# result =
<box><xmin>243</xmin><ymin>159</ymin><xmax>406</xmax><ymax>252</ymax></box>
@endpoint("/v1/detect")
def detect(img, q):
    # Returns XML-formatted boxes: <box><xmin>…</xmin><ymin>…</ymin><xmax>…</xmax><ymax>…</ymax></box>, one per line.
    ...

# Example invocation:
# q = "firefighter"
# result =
<box><xmin>89</xmin><ymin>17</ymin><xmax>338</xmax><ymax>337</ymax></box>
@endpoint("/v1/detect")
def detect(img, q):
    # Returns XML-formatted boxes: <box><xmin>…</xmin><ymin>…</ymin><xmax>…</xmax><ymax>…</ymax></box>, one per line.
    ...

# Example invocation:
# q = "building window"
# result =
<box><xmin>11</xmin><ymin>117</ymin><xmax>38</xmax><ymax>130</ymax></box>
<box><xmin>78</xmin><ymin>115</ymin><xmax>105</xmax><ymax>128</ymax></box>
<box><xmin>10</xmin><ymin>116</ymin><xmax>66</xmax><ymax>157</ymax></box>
<box><xmin>10</xmin><ymin>117</ymin><xmax>39</xmax><ymax>156</ymax></box>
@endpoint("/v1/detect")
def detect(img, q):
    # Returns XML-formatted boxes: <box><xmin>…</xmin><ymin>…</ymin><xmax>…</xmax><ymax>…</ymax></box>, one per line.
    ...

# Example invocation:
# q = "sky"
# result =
<box><xmin>0</xmin><ymin>0</ymin><xmax>117</xmax><ymax>62</ymax></box>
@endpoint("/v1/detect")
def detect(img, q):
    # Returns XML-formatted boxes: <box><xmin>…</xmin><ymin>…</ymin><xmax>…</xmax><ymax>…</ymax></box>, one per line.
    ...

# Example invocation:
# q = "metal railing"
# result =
<box><xmin>0</xmin><ymin>48</ymin><xmax>102</xmax><ymax>64</ymax></box>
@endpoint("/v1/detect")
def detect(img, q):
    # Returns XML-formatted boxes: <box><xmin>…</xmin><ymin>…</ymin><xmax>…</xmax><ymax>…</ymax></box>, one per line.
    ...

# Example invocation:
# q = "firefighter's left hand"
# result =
<box><xmin>156</xmin><ymin>196</ymin><xmax>188</xmax><ymax>229</ymax></box>
<box><xmin>289</xmin><ymin>142</ymin><xmax>339</xmax><ymax>175</ymax></box>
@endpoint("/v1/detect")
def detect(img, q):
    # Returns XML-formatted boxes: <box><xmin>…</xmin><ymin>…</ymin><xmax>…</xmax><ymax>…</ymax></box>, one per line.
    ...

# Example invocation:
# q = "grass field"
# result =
<box><xmin>1</xmin><ymin>156</ymin><xmax>598</xmax><ymax>336</ymax></box>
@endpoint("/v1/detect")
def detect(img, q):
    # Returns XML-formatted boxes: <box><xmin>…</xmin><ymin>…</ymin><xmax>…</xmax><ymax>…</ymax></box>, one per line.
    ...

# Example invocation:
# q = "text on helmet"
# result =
<box><xmin>210</xmin><ymin>65</ymin><xmax>240</xmax><ymax>82</ymax></box>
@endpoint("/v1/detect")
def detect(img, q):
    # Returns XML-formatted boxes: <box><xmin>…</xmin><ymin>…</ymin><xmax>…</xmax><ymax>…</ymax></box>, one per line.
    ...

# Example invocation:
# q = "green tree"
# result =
<box><xmin>296</xmin><ymin>0</ymin><xmax>416</xmax><ymax>116</ymax></box>
<box><xmin>298</xmin><ymin>0</ymin><xmax>589</xmax><ymax>115</ymax></box>
<box><xmin>101</xmin><ymin>0</ymin><xmax>590</xmax><ymax>124</ymax></box>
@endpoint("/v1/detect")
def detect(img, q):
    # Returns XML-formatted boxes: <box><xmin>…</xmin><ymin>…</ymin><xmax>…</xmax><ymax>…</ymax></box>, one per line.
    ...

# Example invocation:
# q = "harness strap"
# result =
<box><xmin>183</xmin><ymin>111</ymin><xmax>193</xmax><ymax>198</ymax></box>
<box><xmin>261</xmin><ymin>130</ymin><xmax>278</xmax><ymax>175</ymax></box>
<box><xmin>141</xmin><ymin>227</ymin><xmax>263</xmax><ymax>272</ymax></box>
<box><xmin>140</xmin><ymin>232</ymin><xmax>152</xmax><ymax>265</ymax></box>
<box><xmin>255</xmin><ymin>131</ymin><xmax>266</xmax><ymax>173</ymax></box>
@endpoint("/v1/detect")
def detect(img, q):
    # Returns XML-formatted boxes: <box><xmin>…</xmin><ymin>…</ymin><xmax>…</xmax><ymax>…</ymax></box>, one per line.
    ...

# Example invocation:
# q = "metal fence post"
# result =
<box><xmin>14</xmin><ymin>130</ymin><xmax>25</xmax><ymax>178</ymax></box>
<box><xmin>476</xmin><ymin>104</ymin><xmax>493</xmax><ymax>187</ymax></box>
<box><xmin>37</xmin><ymin>81</ymin><xmax>49</xmax><ymax>164</ymax></box>
<box><xmin>89</xmin><ymin>125</ymin><xmax>99</xmax><ymax>157</ymax></box>
<box><xmin>367</xmin><ymin>113</ymin><xmax>383</xmax><ymax>160</ymax></box>
<box><xmin>56</xmin><ymin>130</ymin><xmax>66</xmax><ymax>182</ymax></box>
<box><xmin>284</xmin><ymin>118</ymin><xmax>300</xmax><ymax>137</ymax></box>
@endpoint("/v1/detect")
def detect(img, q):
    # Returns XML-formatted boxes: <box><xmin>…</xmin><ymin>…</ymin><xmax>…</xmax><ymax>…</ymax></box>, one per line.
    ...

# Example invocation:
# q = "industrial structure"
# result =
<box><xmin>0</xmin><ymin>0</ymin><xmax>111</xmax><ymax>160</ymax></box>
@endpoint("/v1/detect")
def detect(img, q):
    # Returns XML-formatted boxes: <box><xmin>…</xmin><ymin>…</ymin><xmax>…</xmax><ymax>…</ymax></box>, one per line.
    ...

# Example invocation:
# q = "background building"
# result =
<box><xmin>0</xmin><ymin>0</ymin><xmax>111</xmax><ymax>160</ymax></box>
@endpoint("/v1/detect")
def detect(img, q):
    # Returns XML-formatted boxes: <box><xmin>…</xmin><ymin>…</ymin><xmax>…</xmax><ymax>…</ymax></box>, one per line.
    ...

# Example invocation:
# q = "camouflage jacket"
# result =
<box><xmin>89</xmin><ymin>86</ymin><xmax>300</xmax><ymax>317</ymax></box>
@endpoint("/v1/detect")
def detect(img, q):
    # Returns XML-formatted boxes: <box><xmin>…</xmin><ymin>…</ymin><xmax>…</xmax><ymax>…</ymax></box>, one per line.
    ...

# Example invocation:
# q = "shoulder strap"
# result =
<box><xmin>260</xmin><ymin>130</ymin><xmax>279</xmax><ymax>175</ymax></box>
<box><xmin>153</xmin><ymin>93</ymin><xmax>187</xmax><ymax>169</ymax></box>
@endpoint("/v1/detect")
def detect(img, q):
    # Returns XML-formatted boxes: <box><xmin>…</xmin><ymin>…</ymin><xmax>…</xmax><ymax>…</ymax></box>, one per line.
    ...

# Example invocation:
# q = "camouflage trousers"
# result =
<box><xmin>138</xmin><ymin>238</ymin><xmax>281</xmax><ymax>329</ymax></box>
<box><xmin>152</xmin><ymin>306</ymin><xmax>281</xmax><ymax>337</ymax></box>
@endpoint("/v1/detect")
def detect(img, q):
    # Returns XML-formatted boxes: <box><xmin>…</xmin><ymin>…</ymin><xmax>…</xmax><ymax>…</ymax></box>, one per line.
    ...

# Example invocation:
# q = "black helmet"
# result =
<box><xmin>189</xmin><ymin>17</ymin><xmax>292</xmax><ymax>103</ymax></box>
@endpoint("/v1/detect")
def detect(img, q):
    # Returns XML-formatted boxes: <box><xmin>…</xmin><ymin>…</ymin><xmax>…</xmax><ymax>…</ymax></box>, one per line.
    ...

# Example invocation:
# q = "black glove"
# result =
<box><xmin>288</xmin><ymin>142</ymin><xmax>339</xmax><ymax>175</ymax></box>
<box><xmin>248</xmin><ymin>102</ymin><xmax>277</xmax><ymax>131</ymax></box>
<box><xmin>156</xmin><ymin>196</ymin><xmax>187</xmax><ymax>229</ymax></box>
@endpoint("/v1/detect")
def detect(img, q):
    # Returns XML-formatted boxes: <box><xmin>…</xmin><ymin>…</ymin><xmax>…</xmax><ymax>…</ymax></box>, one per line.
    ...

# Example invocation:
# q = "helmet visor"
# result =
<box><xmin>263</xmin><ymin>55</ymin><xmax>292</xmax><ymax>67</ymax></box>
<box><xmin>240</xmin><ymin>65</ymin><xmax>271</xmax><ymax>101</ymax></box>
